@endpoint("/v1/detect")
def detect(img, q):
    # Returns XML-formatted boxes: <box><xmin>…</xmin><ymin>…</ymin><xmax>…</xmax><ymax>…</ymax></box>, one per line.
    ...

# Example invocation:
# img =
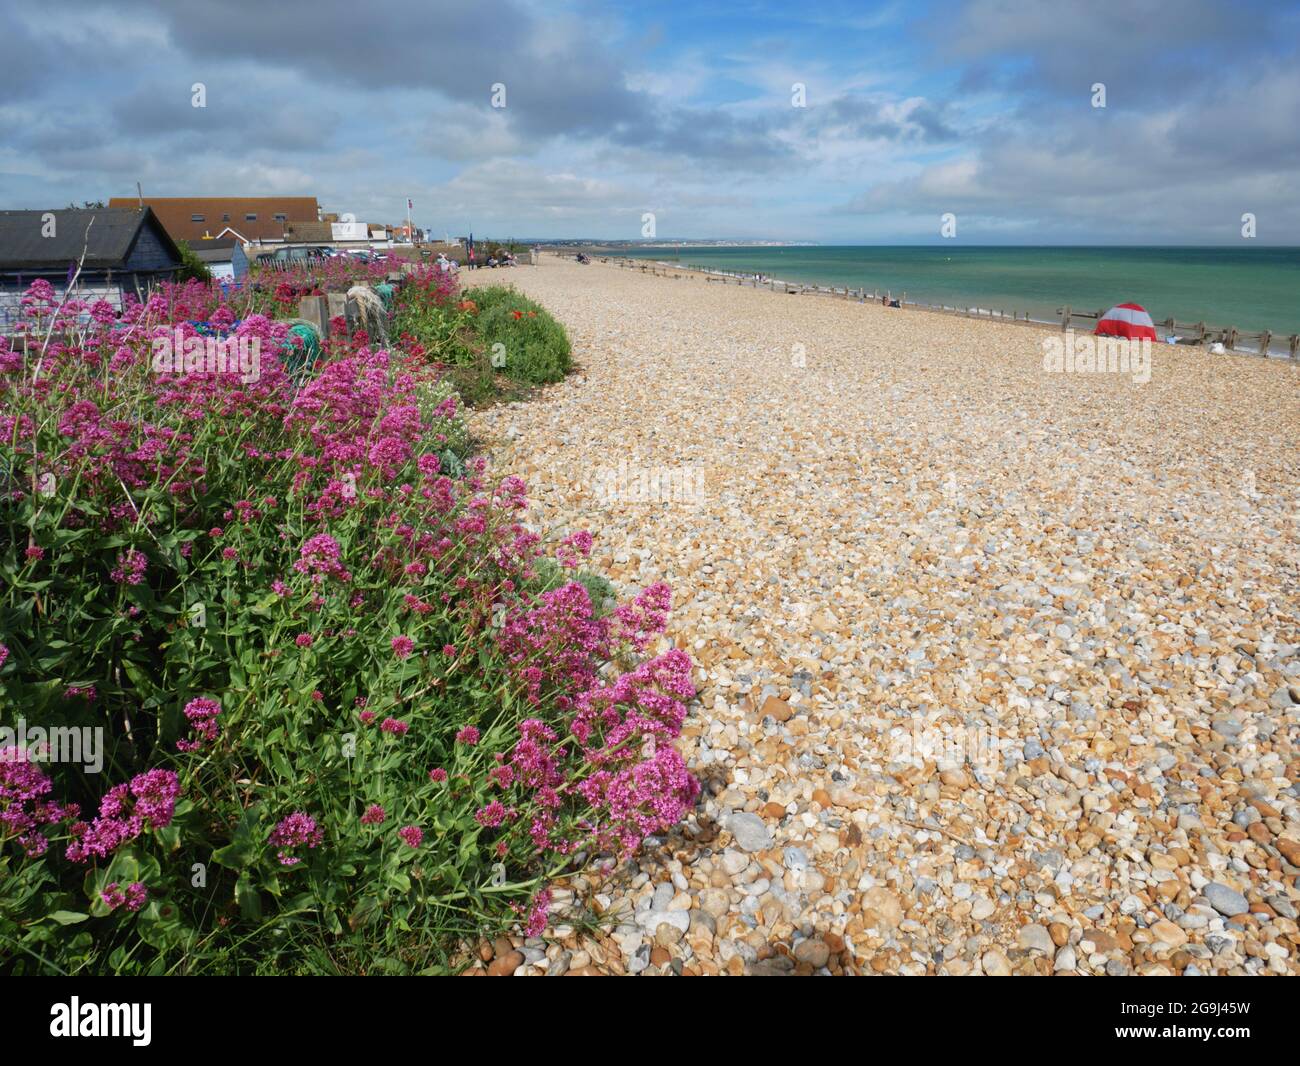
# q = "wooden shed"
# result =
<box><xmin>0</xmin><ymin>207</ymin><xmax>183</xmax><ymax>328</ymax></box>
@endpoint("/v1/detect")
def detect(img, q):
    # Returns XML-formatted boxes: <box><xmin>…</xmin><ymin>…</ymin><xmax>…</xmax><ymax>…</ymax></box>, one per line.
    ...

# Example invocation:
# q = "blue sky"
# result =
<box><xmin>2</xmin><ymin>0</ymin><xmax>1298</xmax><ymax>243</ymax></box>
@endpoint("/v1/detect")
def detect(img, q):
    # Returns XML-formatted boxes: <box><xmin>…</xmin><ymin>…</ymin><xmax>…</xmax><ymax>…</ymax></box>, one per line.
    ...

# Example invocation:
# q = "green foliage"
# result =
<box><xmin>175</xmin><ymin>240</ymin><xmax>213</xmax><ymax>284</ymax></box>
<box><xmin>393</xmin><ymin>278</ymin><xmax>573</xmax><ymax>403</ymax></box>
<box><xmin>464</xmin><ymin>286</ymin><xmax>573</xmax><ymax>386</ymax></box>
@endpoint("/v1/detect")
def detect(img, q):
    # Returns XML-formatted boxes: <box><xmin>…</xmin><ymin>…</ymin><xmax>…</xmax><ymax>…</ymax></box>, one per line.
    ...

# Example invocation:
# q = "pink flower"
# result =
<box><xmin>295</xmin><ymin>632</ymin><xmax>314</xmax><ymax>647</ymax></box>
<box><xmin>391</xmin><ymin>635</ymin><xmax>414</xmax><ymax>658</ymax></box>
<box><xmin>270</xmin><ymin>811</ymin><xmax>323</xmax><ymax>866</ymax></box>
<box><xmin>397</xmin><ymin>825</ymin><xmax>423</xmax><ymax>847</ymax></box>
<box><xmin>102</xmin><ymin>881</ymin><xmax>149</xmax><ymax>913</ymax></box>
<box><xmin>428</xmin><ymin>768</ymin><xmax>447</xmax><ymax>783</ymax></box>
<box><xmin>455</xmin><ymin>725</ymin><xmax>480</xmax><ymax>746</ymax></box>
<box><xmin>358</xmin><ymin>709</ymin><xmax>376</xmax><ymax>725</ymax></box>
<box><xmin>513</xmin><ymin>888</ymin><xmax>551</xmax><ymax>937</ymax></box>
<box><xmin>65</xmin><ymin>769</ymin><xmax>180</xmax><ymax>863</ymax></box>
<box><xmin>360</xmin><ymin>804</ymin><xmax>386</xmax><ymax>825</ymax></box>
<box><xmin>474</xmin><ymin>800</ymin><xmax>513</xmax><ymax>827</ymax></box>
<box><xmin>177</xmin><ymin>696</ymin><xmax>221</xmax><ymax>752</ymax></box>
<box><xmin>110</xmin><ymin>547</ymin><xmax>148</xmax><ymax>586</ymax></box>
<box><xmin>380</xmin><ymin>717</ymin><xmax>409</xmax><ymax>736</ymax></box>
<box><xmin>296</xmin><ymin>533</ymin><xmax>348</xmax><ymax>580</ymax></box>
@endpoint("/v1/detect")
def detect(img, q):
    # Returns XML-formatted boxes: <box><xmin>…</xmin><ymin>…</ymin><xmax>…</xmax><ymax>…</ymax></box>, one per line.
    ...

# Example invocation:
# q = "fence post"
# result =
<box><xmin>1290</xmin><ymin>334</ymin><xmax>1299</xmax><ymax>359</ymax></box>
<box><xmin>1196</xmin><ymin>321</ymin><xmax>1206</xmax><ymax>343</ymax></box>
<box><xmin>1060</xmin><ymin>306</ymin><xmax>1071</xmax><ymax>330</ymax></box>
<box><xmin>1258</xmin><ymin>331</ymin><xmax>1271</xmax><ymax>357</ymax></box>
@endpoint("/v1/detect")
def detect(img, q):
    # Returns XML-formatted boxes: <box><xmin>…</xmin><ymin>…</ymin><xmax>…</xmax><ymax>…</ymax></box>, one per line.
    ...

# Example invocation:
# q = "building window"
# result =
<box><xmin>245</xmin><ymin>213</ymin><xmax>258</xmax><ymax>221</ymax></box>
<box><xmin>273</xmin><ymin>213</ymin><xmax>287</xmax><ymax>222</ymax></box>
<box><xmin>222</xmin><ymin>213</ymin><xmax>230</xmax><ymax>222</ymax></box>
<box><xmin>191</xmin><ymin>214</ymin><xmax>205</xmax><ymax>222</ymax></box>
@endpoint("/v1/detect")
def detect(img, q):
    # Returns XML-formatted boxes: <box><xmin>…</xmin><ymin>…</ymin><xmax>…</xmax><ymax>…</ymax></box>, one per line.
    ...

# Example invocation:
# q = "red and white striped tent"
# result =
<box><xmin>1095</xmin><ymin>302</ymin><xmax>1158</xmax><ymax>340</ymax></box>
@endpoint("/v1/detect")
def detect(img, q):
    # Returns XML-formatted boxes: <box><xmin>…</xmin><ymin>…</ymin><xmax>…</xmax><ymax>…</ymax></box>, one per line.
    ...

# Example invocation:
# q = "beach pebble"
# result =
<box><xmin>472</xmin><ymin>258</ymin><xmax>1300</xmax><ymax>977</ymax></box>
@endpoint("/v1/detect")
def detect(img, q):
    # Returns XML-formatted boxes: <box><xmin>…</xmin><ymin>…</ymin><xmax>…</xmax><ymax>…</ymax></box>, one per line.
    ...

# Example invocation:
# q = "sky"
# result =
<box><xmin>2</xmin><ymin>0</ymin><xmax>1298</xmax><ymax>244</ymax></box>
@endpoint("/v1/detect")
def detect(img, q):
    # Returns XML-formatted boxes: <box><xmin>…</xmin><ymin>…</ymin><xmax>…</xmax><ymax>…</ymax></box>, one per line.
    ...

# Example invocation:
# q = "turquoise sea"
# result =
<box><xmin>608</xmin><ymin>246</ymin><xmax>1300</xmax><ymax>341</ymax></box>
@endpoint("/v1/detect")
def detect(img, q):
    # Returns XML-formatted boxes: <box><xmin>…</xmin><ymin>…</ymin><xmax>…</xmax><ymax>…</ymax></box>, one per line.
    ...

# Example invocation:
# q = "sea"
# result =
<box><xmin>607</xmin><ymin>246</ymin><xmax>1300</xmax><ymax>346</ymax></box>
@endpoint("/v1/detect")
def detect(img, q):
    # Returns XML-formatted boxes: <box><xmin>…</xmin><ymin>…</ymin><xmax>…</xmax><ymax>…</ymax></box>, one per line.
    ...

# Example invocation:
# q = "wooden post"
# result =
<box><xmin>326</xmin><ymin>292</ymin><xmax>347</xmax><ymax>330</ymax></box>
<box><xmin>1225</xmin><ymin>327</ymin><xmax>1237</xmax><ymax>350</ymax></box>
<box><xmin>1258</xmin><ymin>330</ymin><xmax>1271</xmax><ymax>356</ymax></box>
<box><xmin>1289</xmin><ymin>334</ymin><xmax>1299</xmax><ymax>359</ymax></box>
<box><xmin>1196</xmin><ymin>321</ymin><xmax>1206</xmax><ymax>343</ymax></box>
<box><xmin>298</xmin><ymin>295</ymin><xmax>329</xmax><ymax>338</ymax></box>
<box><xmin>1061</xmin><ymin>306</ymin><xmax>1071</xmax><ymax>330</ymax></box>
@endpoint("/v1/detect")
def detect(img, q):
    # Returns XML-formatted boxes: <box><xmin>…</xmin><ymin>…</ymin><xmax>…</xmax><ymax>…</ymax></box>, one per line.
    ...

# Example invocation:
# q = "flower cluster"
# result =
<box><xmin>0</xmin><ymin>748</ymin><xmax>79</xmax><ymax>858</ymax></box>
<box><xmin>269</xmin><ymin>811</ymin><xmax>323</xmax><ymax>867</ymax></box>
<box><xmin>177</xmin><ymin>697</ymin><xmax>221</xmax><ymax>752</ymax></box>
<box><xmin>65</xmin><ymin>769</ymin><xmax>180</xmax><ymax>863</ymax></box>
<box><xmin>102</xmin><ymin>881</ymin><xmax>149</xmax><ymax>913</ymax></box>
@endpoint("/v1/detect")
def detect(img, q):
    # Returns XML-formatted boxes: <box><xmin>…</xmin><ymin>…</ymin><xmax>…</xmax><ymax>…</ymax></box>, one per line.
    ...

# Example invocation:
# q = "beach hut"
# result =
<box><xmin>1095</xmin><ymin>302</ymin><xmax>1158</xmax><ymax>340</ymax></box>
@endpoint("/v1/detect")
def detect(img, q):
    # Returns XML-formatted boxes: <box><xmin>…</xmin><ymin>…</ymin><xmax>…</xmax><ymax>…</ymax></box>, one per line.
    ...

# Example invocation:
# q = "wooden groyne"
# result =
<box><xmin>1057</xmin><ymin>306</ymin><xmax>1297</xmax><ymax>359</ymax></box>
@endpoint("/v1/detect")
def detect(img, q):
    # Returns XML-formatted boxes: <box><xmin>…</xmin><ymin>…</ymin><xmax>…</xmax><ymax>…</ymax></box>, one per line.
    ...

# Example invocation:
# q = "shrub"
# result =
<box><xmin>0</xmin><ymin>279</ymin><xmax>695</xmax><ymax>974</ymax></box>
<box><xmin>465</xmin><ymin>286</ymin><xmax>572</xmax><ymax>386</ymax></box>
<box><xmin>392</xmin><ymin>269</ymin><xmax>498</xmax><ymax>405</ymax></box>
<box><xmin>174</xmin><ymin>241</ymin><xmax>213</xmax><ymax>284</ymax></box>
<box><xmin>394</xmin><ymin>277</ymin><xmax>572</xmax><ymax>398</ymax></box>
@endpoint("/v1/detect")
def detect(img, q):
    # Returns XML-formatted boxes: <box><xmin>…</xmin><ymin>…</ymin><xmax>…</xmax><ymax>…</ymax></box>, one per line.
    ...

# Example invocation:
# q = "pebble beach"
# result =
<box><xmin>466</xmin><ymin>256</ymin><xmax>1300</xmax><ymax>977</ymax></box>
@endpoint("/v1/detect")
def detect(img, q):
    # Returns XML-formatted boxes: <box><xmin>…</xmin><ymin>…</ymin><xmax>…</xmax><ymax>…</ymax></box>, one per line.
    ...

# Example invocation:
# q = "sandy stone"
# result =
<box><xmin>487</xmin><ymin>950</ymin><xmax>524</xmax><ymax>976</ymax></box>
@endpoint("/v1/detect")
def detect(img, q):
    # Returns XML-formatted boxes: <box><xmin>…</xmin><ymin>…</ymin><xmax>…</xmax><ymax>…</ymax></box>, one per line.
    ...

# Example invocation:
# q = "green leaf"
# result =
<box><xmin>236</xmin><ymin>871</ymin><xmax>262</xmax><ymax>920</ymax></box>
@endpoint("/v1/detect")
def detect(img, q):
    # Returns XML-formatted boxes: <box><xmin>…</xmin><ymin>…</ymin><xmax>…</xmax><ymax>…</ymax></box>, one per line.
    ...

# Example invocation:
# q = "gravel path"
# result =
<box><xmin>468</xmin><ymin>257</ymin><xmax>1300</xmax><ymax>976</ymax></box>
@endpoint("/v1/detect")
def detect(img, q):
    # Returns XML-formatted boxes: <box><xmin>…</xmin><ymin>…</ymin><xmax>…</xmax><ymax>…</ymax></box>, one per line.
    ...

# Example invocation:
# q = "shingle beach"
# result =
<box><xmin>468</xmin><ymin>256</ymin><xmax>1300</xmax><ymax>976</ymax></box>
